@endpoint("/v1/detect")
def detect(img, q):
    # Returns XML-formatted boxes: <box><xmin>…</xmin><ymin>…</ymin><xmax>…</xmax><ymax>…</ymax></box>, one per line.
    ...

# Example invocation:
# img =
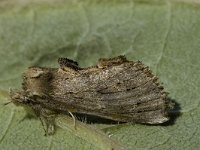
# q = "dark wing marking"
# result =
<box><xmin>58</xmin><ymin>57</ymin><xmax>80</xmax><ymax>71</ymax></box>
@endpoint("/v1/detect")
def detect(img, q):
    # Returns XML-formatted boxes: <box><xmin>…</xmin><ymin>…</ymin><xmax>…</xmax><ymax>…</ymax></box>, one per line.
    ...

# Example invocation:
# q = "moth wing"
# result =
<box><xmin>51</xmin><ymin>60</ymin><xmax>172</xmax><ymax>124</ymax></box>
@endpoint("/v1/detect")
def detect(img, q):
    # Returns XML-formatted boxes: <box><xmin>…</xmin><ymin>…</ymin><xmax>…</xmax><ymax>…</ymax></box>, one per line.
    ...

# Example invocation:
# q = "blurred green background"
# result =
<box><xmin>0</xmin><ymin>0</ymin><xmax>200</xmax><ymax>149</ymax></box>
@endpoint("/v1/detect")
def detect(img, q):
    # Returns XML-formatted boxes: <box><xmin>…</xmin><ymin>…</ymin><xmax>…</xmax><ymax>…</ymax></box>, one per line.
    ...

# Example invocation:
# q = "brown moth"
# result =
<box><xmin>10</xmin><ymin>56</ymin><xmax>173</xmax><ymax>135</ymax></box>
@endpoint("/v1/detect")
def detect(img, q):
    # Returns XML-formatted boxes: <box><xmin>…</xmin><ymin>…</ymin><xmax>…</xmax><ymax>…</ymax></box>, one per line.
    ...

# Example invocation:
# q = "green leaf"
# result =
<box><xmin>0</xmin><ymin>0</ymin><xmax>200</xmax><ymax>149</ymax></box>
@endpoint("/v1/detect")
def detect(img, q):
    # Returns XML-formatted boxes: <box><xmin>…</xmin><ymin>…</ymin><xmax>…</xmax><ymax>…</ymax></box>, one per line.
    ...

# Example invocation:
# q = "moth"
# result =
<box><xmin>10</xmin><ymin>55</ymin><xmax>173</xmax><ymax>135</ymax></box>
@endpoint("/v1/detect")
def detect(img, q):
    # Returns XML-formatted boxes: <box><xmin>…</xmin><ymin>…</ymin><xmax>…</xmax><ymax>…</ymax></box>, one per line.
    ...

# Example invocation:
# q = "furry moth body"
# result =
<box><xmin>10</xmin><ymin>56</ymin><xmax>173</xmax><ymax>135</ymax></box>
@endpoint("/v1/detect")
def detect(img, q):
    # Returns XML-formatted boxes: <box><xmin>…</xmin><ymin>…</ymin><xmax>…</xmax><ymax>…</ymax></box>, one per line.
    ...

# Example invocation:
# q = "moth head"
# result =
<box><xmin>9</xmin><ymin>89</ymin><xmax>33</xmax><ymax>106</ymax></box>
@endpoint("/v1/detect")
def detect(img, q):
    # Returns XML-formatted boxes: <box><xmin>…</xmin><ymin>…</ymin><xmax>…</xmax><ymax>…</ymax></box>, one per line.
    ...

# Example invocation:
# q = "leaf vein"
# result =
<box><xmin>155</xmin><ymin>1</ymin><xmax>172</xmax><ymax>74</ymax></box>
<box><xmin>0</xmin><ymin>108</ymin><xmax>15</xmax><ymax>144</ymax></box>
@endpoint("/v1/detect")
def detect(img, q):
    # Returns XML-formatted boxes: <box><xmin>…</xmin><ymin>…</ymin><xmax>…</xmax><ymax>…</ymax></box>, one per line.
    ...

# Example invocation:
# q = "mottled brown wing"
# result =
<box><xmin>47</xmin><ymin>58</ymin><xmax>171</xmax><ymax>124</ymax></box>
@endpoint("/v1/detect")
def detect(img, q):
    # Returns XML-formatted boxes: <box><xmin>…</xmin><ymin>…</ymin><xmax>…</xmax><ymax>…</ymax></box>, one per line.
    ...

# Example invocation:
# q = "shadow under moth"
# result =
<box><xmin>10</xmin><ymin>55</ymin><xmax>173</xmax><ymax>135</ymax></box>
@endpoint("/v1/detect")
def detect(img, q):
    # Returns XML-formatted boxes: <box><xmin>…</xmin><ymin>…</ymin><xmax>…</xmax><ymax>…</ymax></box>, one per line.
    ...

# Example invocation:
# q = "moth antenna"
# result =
<box><xmin>3</xmin><ymin>88</ymin><xmax>13</xmax><ymax>106</ymax></box>
<box><xmin>9</xmin><ymin>87</ymin><xmax>12</xmax><ymax>93</ymax></box>
<box><xmin>4</xmin><ymin>101</ymin><xmax>12</xmax><ymax>105</ymax></box>
<box><xmin>9</xmin><ymin>88</ymin><xmax>15</xmax><ymax>96</ymax></box>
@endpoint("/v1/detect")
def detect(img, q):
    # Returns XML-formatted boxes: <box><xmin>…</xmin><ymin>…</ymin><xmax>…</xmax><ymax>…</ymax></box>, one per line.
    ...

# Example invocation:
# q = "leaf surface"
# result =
<box><xmin>0</xmin><ymin>0</ymin><xmax>200</xmax><ymax>149</ymax></box>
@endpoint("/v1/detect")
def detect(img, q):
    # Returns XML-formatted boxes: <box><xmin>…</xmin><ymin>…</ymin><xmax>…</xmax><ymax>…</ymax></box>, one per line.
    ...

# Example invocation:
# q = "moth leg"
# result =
<box><xmin>58</xmin><ymin>57</ymin><xmax>80</xmax><ymax>74</ymax></box>
<box><xmin>32</xmin><ymin>104</ymin><xmax>57</xmax><ymax>136</ymax></box>
<box><xmin>68</xmin><ymin>111</ymin><xmax>77</xmax><ymax>130</ymax></box>
<box><xmin>39</xmin><ymin>116</ymin><xmax>48</xmax><ymax>135</ymax></box>
<box><xmin>40</xmin><ymin>109</ymin><xmax>57</xmax><ymax>136</ymax></box>
<box><xmin>97</xmin><ymin>55</ymin><xmax>128</xmax><ymax>68</ymax></box>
